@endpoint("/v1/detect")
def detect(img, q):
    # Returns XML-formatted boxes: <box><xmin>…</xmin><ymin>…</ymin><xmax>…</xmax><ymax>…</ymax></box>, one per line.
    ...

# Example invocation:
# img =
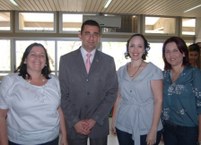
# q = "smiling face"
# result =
<box><xmin>25</xmin><ymin>46</ymin><xmax>46</xmax><ymax>74</ymax></box>
<box><xmin>128</xmin><ymin>36</ymin><xmax>145</xmax><ymax>61</ymax></box>
<box><xmin>79</xmin><ymin>25</ymin><xmax>100</xmax><ymax>52</ymax></box>
<box><xmin>164</xmin><ymin>42</ymin><xmax>185</xmax><ymax>67</ymax></box>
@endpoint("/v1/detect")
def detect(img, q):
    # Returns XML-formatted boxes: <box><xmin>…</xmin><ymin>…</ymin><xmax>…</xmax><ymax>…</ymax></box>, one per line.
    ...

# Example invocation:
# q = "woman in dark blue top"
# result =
<box><xmin>162</xmin><ymin>36</ymin><xmax>201</xmax><ymax>145</ymax></box>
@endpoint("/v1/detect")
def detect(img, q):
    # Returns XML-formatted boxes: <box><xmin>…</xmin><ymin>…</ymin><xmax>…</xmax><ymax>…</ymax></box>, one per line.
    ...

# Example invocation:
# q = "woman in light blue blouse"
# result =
<box><xmin>162</xmin><ymin>36</ymin><xmax>201</xmax><ymax>145</ymax></box>
<box><xmin>112</xmin><ymin>33</ymin><xmax>163</xmax><ymax>145</ymax></box>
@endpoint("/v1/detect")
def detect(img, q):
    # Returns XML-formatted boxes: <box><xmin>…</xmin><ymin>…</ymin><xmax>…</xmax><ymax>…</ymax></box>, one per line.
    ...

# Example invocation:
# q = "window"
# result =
<box><xmin>0</xmin><ymin>12</ymin><xmax>10</xmax><ymax>31</ymax></box>
<box><xmin>145</xmin><ymin>16</ymin><xmax>176</xmax><ymax>34</ymax></box>
<box><xmin>0</xmin><ymin>40</ymin><xmax>11</xmax><ymax>72</ymax></box>
<box><xmin>0</xmin><ymin>39</ymin><xmax>11</xmax><ymax>80</ymax></box>
<box><xmin>147</xmin><ymin>43</ymin><xmax>164</xmax><ymax>70</ymax></box>
<box><xmin>61</xmin><ymin>14</ymin><xmax>83</xmax><ymax>32</ymax></box>
<box><xmin>17</xmin><ymin>12</ymin><xmax>55</xmax><ymax>32</ymax></box>
<box><xmin>182</xmin><ymin>18</ymin><xmax>195</xmax><ymax>35</ymax></box>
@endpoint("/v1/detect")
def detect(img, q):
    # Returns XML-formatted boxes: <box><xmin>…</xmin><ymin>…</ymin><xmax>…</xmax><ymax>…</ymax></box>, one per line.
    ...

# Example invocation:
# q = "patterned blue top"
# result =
<box><xmin>162</xmin><ymin>66</ymin><xmax>201</xmax><ymax>127</ymax></box>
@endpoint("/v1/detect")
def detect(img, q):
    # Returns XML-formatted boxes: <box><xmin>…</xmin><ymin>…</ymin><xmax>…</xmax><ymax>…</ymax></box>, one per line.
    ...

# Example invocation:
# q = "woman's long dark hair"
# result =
<box><xmin>15</xmin><ymin>43</ymin><xmax>51</xmax><ymax>79</ymax></box>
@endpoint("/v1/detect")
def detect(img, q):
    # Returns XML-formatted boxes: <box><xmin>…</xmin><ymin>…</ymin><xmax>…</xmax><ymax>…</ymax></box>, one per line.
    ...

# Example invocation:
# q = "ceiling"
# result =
<box><xmin>0</xmin><ymin>0</ymin><xmax>201</xmax><ymax>18</ymax></box>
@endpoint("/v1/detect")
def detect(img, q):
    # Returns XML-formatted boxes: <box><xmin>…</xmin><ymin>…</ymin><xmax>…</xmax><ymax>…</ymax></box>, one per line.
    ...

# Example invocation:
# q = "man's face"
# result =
<box><xmin>79</xmin><ymin>25</ymin><xmax>100</xmax><ymax>52</ymax></box>
<box><xmin>189</xmin><ymin>51</ymin><xmax>199</xmax><ymax>62</ymax></box>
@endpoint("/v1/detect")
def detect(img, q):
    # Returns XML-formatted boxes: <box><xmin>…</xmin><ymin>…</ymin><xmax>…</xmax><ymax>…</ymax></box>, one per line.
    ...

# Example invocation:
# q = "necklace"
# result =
<box><xmin>27</xmin><ymin>78</ymin><xmax>46</xmax><ymax>83</ymax></box>
<box><xmin>26</xmin><ymin>74</ymin><xmax>46</xmax><ymax>84</ymax></box>
<box><xmin>128</xmin><ymin>61</ymin><xmax>143</xmax><ymax>77</ymax></box>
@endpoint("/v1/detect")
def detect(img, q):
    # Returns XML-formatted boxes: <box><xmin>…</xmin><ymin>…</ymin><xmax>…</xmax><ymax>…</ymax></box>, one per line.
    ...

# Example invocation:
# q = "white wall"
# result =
<box><xmin>196</xmin><ymin>17</ymin><xmax>201</xmax><ymax>42</ymax></box>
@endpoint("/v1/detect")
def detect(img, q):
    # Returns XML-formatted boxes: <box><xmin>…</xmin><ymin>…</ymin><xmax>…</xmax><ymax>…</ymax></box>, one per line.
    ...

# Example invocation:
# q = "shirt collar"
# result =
<box><xmin>80</xmin><ymin>47</ymin><xmax>96</xmax><ymax>61</ymax></box>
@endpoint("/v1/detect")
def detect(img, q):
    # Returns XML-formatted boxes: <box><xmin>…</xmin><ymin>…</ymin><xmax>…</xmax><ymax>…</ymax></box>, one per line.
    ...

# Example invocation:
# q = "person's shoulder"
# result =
<box><xmin>147</xmin><ymin>63</ymin><xmax>163</xmax><ymax>79</ymax></box>
<box><xmin>1</xmin><ymin>73</ymin><xmax>21</xmax><ymax>86</ymax></box>
<box><xmin>118</xmin><ymin>64</ymin><xmax>126</xmax><ymax>71</ymax></box>
<box><xmin>48</xmin><ymin>74</ymin><xmax>59</xmax><ymax>82</ymax></box>
<box><xmin>117</xmin><ymin>64</ymin><xmax>127</xmax><ymax>76</ymax></box>
<box><xmin>191</xmin><ymin>66</ymin><xmax>201</xmax><ymax>72</ymax></box>
<box><xmin>60</xmin><ymin>48</ymin><xmax>80</xmax><ymax>59</ymax></box>
<box><xmin>49</xmin><ymin>74</ymin><xmax>58</xmax><ymax>78</ymax></box>
<box><xmin>148</xmin><ymin>62</ymin><xmax>157</xmax><ymax>68</ymax></box>
<box><xmin>184</xmin><ymin>66</ymin><xmax>201</xmax><ymax>82</ymax></box>
<box><xmin>97</xmin><ymin>50</ymin><xmax>113</xmax><ymax>60</ymax></box>
<box><xmin>3</xmin><ymin>73</ymin><xmax>19</xmax><ymax>80</ymax></box>
<box><xmin>47</xmin><ymin>74</ymin><xmax>60</xmax><ymax>88</ymax></box>
<box><xmin>185</xmin><ymin>65</ymin><xmax>199</xmax><ymax>72</ymax></box>
<box><xmin>188</xmin><ymin>66</ymin><xmax>201</xmax><ymax>75</ymax></box>
<box><xmin>148</xmin><ymin>62</ymin><xmax>162</xmax><ymax>71</ymax></box>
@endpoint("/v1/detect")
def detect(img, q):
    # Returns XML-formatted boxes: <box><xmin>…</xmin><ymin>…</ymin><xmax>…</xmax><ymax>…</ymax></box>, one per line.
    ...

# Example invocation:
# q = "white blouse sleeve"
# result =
<box><xmin>0</xmin><ymin>75</ymin><xmax>13</xmax><ymax>109</ymax></box>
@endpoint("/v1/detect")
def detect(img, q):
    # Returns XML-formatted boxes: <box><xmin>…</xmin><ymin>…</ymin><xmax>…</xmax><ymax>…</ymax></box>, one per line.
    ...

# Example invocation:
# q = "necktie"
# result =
<box><xmin>85</xmin><ymin>53</ymin><xmax>91</xmax><ymax>73</ymax></box>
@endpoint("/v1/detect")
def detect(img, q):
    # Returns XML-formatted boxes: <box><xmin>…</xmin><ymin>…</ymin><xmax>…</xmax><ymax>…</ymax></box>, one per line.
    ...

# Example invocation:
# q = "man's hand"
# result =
<box><xmin>85</xmin><ymin>119</ymin><xmax>96</xmax><ymax>131</ymax></box>
<box><xmin>74</xmin><ymin>120</ymin><xmax>90</xmax><ymax>135</ymax></box>
<box><xmin>74</xmin><ymin>119</ymin><xmax>96</xmax><ymax>135</ymax></box>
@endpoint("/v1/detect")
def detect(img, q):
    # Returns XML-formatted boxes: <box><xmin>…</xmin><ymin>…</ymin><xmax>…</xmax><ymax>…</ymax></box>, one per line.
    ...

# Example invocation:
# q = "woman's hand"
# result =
<box><xmin>0</xmin><ymin>109</ymin><xmax>9</xmax><ymax>145</ymax></box>
<box><xmin>146</xmin><ymin>129</ymin><xmax>157</xmax><ymax>145</ymax></box>
<box><xmin>60</xmin><ymin>135</ymin><xmax>68</xmax><ymax>145</ymax></box>
<box><xmin>111</xmin><ymin>118</ymin><xmax>117</xmax><ymax>135</ymax></box>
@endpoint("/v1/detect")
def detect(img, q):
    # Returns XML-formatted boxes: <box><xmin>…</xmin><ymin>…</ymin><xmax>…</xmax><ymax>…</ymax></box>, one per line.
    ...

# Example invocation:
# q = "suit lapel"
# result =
<box><xmin>90</xmin><ymin>50</ymin><xmax>101</xmax><ymax>74</ymax></box>
<box><xmin>74</xmin><ymin>48</ymin><xmax>87</xmax><ymax>75</ymax></box>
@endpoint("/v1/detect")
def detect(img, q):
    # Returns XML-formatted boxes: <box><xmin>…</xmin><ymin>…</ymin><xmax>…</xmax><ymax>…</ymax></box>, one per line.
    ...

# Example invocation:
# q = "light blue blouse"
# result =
<box><xmin>162</xmin><ymin>66</ymin><xmax>201</xmax><ymax>127</ymax></box>
<box><xmin>0</xmin><ymin>73</ymin><xmax>60</xmax><ymax>144</ymax></box>
<box><xmin>116</xmin><ymin>62</ymin><xmax>163</xmax><ymax>145</ymax></box>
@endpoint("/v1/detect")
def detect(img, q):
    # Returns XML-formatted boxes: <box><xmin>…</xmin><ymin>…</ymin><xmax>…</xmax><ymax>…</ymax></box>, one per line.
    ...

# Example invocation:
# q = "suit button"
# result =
<box><xmin>87</xmin><ymin>92</ymin><xmax>90</xmax><ymax>95</ymax></box>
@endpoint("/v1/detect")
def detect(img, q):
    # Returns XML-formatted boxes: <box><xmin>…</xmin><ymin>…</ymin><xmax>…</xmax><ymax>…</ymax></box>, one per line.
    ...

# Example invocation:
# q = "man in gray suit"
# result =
<box><xmin>59</xmin><ymin>20</ymin><xmax>118</xmax><ymax>145</ymax></box>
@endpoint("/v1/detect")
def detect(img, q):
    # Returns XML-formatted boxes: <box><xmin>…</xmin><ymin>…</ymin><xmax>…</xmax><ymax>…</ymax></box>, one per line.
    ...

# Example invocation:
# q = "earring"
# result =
<box><xmin>145</xmin><ymin>47</ymin><xmax>149</xmax><ymax>51</ymax></box>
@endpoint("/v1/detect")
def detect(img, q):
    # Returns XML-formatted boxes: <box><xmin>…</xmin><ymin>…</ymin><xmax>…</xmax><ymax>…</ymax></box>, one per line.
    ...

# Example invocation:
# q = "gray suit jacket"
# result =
<box><xmin>59</xmin><ymin>48</ymin><xmax>118</xmax><ymax>139</ymax></box>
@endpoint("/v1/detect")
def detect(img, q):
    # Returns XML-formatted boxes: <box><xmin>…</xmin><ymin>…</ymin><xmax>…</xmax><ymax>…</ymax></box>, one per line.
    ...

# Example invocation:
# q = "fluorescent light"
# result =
<box><xmin>104</xmin><ymin>0</ymin><xmax>112</xmax><ymax>8</ymax></box>
<box><xmin>184</xmin><ymin>4</ymin><xmax>201</xmax><ymax>13</ymax></box>
<box><xmin>10</xmin><ymin>0</ymin><xmax>18</xmax><ymax>6</ymax></box>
